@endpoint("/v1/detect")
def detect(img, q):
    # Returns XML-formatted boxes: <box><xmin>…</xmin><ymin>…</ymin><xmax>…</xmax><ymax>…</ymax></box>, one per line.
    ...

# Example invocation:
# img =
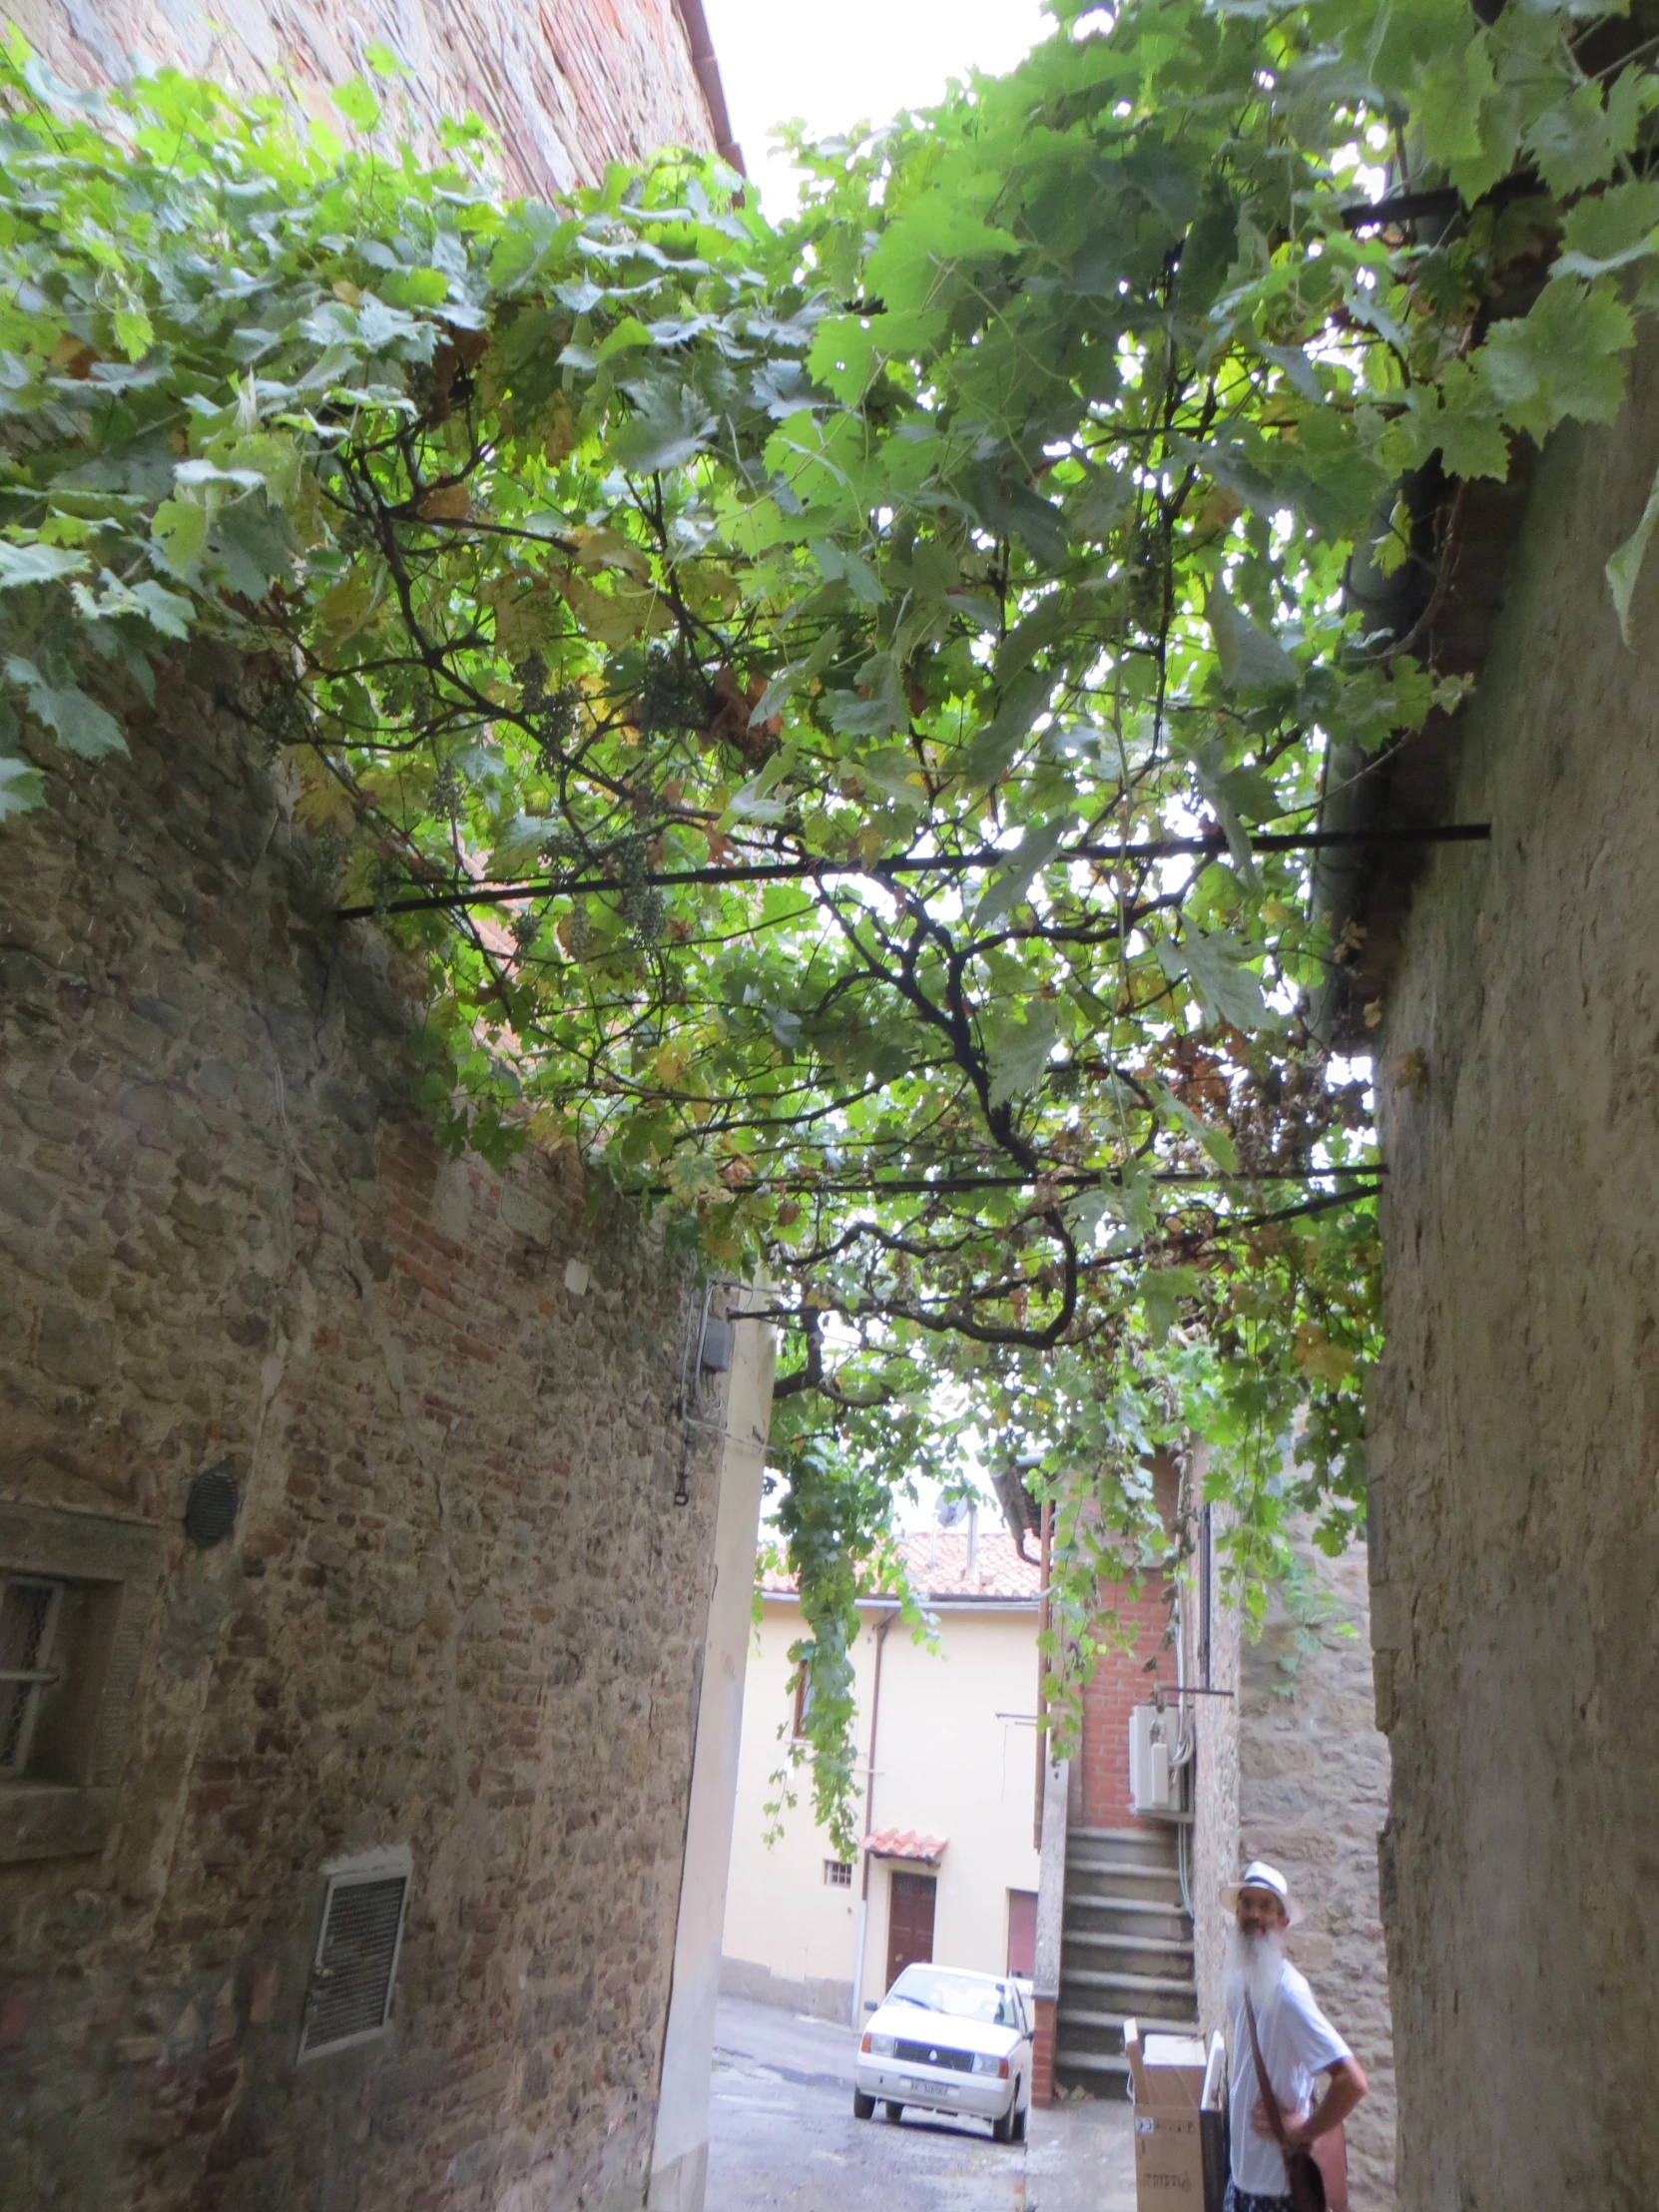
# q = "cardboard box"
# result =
<box><xmin>1124</xmin><ymin>2019</ymin><xmax>1228</xmax><ymax>2211</ymax></box>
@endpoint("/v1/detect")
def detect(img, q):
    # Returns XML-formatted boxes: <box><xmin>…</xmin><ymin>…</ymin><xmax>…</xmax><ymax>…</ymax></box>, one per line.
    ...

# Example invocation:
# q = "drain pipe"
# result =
<box><xmin>849</xmin><ymin>1607</ymin><xmax>896</xmax><ymax>2026</ymax></box>
<box><xmin>1033</xmin><ymin>1497</ymin><xmax>1053</xmax><ymax>1851</ymax></box>
<box><xmin>1172</xmin><ymin>1587</ymin><xmax>1196</xmax><ymax>1923</ymax></box>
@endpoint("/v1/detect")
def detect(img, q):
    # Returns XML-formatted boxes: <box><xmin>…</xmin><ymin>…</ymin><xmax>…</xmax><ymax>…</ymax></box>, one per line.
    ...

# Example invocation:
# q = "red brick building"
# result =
<box><xmin>1030</xmin><ymin>1507</ymin><xmax>1190</xmax><ymax>2107</ymax></box>
<box><xmin>5</xmin><ymin>0</ymin><xmax>741</xmax><ymax>198</ymax></box>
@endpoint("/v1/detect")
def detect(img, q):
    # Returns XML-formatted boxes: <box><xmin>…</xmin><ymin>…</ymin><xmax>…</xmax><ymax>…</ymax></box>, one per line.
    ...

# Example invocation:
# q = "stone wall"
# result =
<box><xmin>1371</xmin><ymin>326</ymin><xmax>1659</xmax><ymax>2210</ymax></box>
<box><xmin>0</xmin><ymin>649</ymin><xmax>726</xmax><ymax>2211</ymax></box>
<box><xmin>6</xmin><ymin>0</ymin><xmax>722</xmax><ymax>198</ymax></box>
<box><xmin>1239</xmin><ymin>1527</ymin><xmax>1395</xmax><ymax>2210</ymax></box>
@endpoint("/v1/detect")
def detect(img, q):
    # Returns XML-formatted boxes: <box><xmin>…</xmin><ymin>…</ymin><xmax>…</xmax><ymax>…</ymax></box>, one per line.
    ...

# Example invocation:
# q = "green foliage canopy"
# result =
<box><xmin>4</xmin><ymin>5</ymin><xmax>1657</xmax><ymax>1846</ymax></box>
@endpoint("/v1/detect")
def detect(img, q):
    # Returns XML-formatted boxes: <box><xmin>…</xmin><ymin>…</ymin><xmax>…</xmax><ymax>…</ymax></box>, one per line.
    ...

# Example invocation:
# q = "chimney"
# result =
<box><xmin>966</xmin><ymin>1500</ymin><xmax>978</xmax><ymax>1583</ymax></box>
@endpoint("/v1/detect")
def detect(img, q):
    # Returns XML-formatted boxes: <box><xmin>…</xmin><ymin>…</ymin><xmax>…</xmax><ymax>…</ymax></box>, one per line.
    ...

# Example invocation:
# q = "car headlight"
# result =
<box><xmin>971</xmin><ymin>2052</ymin><xmax>1010</xmax><ymax>2078</ymax></box>
<box><xmin>865</xmin><ymin>2032</ymin><xmax>895</xmax><ymax>2057</ymax></box>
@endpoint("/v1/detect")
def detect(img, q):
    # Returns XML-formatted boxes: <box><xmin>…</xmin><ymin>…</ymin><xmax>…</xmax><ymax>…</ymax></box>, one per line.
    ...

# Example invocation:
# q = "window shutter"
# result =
<box><xmin>299</xmin><ymin>1849</ymin><xmax>411</xmax><ymax>2059</ymax></box>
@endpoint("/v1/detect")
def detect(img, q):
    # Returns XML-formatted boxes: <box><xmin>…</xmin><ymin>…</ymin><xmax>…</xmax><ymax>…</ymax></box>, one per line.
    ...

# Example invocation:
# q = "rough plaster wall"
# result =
<box><xmin>1190</xmin><ymin>1502</ymin><xmax>1240</xmax><ymax>2043</ymax></box>
<box><xmin>5</xmin><ymin>0</ymin><xmax>716</xmax><ymax>198</ymax></box>
<box><xmin>1372</xmin><ymin>324</ymin><xmax>1659</xmax><ymax>2212</ymax></box>
<box><xmin>0</xmin><ymin>649</ymin><xmax>720</xmax><ymax>2211</ymax></box>
<box><xmin>1240</xmin><ymin>1526</ymin><xmax>1394</xmax><ymax>2210</ymax></box>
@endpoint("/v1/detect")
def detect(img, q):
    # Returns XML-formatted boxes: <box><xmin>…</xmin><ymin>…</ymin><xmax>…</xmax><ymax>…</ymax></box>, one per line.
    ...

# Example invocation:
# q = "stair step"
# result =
<box><xmin>1064</xmin><ymin>1906</ymin><xmax>1192</xmax><ymax>1943</ymax></box>
<box><xmin>1066</xmin><ymin>1878</ymin><xmax>1186</xmax><ymax>1909</ymax></box>
<box><xmin>1066</xmin><ymin>1857</ymin><xmax>1185</xmax><ymax>1885</ymax></box>
<box><xmin>1066</xmin><ymin>1894</ymin><xmax>1189</xmax><ymax>1921</ymax></box>
<box><xmin>1060</xmin><ymin>1929</ymin><xmax>1194</xmax><ymax>1957</ymax></box>
<box><xmin>1066</xmin><ymin>1895</ymin><xmax>1190</xmax><ymax>1920</ymax></box>
<box><xmin>1056</xmin><ymin>2005</ymin><xmax>1197</xmax><ymax>2057</ymax></box>
<box><xmin>1058</xmin><ymin>1962</ymin><xmax>1197</xmax><ymax>1998</ymax></box>
<box><xmin>1053</xmin><ymin>2048</ymin><xmax>1134</xmax><ymax>2093</ymax></box>
<box><xmin>1059</xmin><ymin>2005</ymin><xmax>1169</xmax><ymax>2031</ymax></box>
<box><xmin>1059</xmin><ymin>1992</ymin><xmax>1194</xmax><ymax>2031</ymax></box>
<box><xmin>1069</xmin><ymin>1827</ymin><xmax>1178</xmax><ymax>1846</ymax></box>
<box><xmin>1066</xmin><ymin>1963</ymin><xmax>1194</xmax><ymax>1999</ymax></box>
<box><xmin>1066</xmin><ymin>1822</ymin><xmax>1185</xmax><ymax>1858</ymax></box>
<box><xmin>1059</xmin><ymin>1983</ymin><xmax>1195</xmax><ymax>2017</ymax></box>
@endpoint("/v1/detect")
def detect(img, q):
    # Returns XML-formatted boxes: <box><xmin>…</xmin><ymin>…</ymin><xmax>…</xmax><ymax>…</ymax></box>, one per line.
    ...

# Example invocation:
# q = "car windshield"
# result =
<box><xmin>885</xmin><ymin>1967</ymin><xmax>1018</xmax><ymax>2027</ymax></box>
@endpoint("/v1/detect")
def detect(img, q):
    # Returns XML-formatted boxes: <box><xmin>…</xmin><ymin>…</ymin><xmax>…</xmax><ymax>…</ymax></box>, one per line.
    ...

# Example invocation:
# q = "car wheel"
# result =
<box><xmin>1012</xmin><ymin>2089</ymin><xmax>1027</xmax><ymax>2143</ymax></box>
<box><xmin>992</xmin><ymin>2089</ymin><xmax>1016</xmax><ymax>2145</ymax></box>
<box><xmin>852</xmin><ymin>2089</ymin><xmax>875</xmax><ymax>2120</ymax></box>
<box><xmin>883</xmin><ymin>2101</ymin><xmax>904</xmax><ymax>2123</ymax></box>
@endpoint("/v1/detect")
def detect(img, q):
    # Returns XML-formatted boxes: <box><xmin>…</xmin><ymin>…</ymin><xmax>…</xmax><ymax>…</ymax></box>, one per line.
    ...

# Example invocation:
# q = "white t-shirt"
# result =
<box><xmin>1227</xmin><ymin>1962</ymin><xmax>1353</xmax><ymax>2196</ymax></box>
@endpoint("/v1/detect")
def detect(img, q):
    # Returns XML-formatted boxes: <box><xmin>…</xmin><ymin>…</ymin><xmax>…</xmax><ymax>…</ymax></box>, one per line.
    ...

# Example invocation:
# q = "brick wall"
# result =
<box><xmin>0</xmin><ymin>647</ymin><xmax>723</xmax><ymax>2211</ymax></box>
<box><xmin>8</xmin><ymin>0</ymin><xmax>725</xmax><ymax>199</ymax></box>
<box><xmin>1075</xmin><ymin>1578</ymin><xmax>1179</xmax><ymax>1832</ymax></box>
<box><xmin>1030</xmin><ymin>1995</ymin><xmax>1056</xmax><ymax>2107</ymax></box>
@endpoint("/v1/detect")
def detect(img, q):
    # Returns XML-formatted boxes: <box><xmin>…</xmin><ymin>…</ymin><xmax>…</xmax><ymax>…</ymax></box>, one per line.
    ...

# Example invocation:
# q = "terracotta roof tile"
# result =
<box><xmin>864</xmin><ymin>1827</ymin><xmax>947</xmax><ymax>1863</ymax></box>
<box><xmin>758</xmin><ymin>1526</ymin><xmax>1040</xmax><ymax>1605</ymax></box>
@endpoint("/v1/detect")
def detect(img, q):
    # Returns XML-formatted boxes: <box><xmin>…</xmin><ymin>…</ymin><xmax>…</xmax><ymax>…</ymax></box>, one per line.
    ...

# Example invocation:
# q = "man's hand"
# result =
<box><xmin>1249</xmin><ymin>2098</ymin><xmax>1310</xmax><ymax>2142</ymax></box>
<box><xmin>1252</xmin><ymin>2057</ymin><xmax>1370</xmax><ymax>2146</ymax></box>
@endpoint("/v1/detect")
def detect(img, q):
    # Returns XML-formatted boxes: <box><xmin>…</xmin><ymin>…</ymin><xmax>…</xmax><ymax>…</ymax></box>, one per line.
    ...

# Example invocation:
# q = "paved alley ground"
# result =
<box><xmin>707</xmin><ymin>1995</ymin><xmax>1136</xmax><ymax>2212</ymax></box>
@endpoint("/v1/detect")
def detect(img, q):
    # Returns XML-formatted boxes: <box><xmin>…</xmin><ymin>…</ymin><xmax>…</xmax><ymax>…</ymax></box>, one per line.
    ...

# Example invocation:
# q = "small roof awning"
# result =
<box><xmin>865</xmin><ymin>1827</ymin><xmax>946</xmax><ymax>1866</ymax></box>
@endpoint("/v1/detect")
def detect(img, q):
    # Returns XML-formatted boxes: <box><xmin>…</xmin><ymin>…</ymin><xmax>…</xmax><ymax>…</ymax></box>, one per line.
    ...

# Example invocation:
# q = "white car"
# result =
<box><xmin>853</xmin><ymin>1964</ymin><xmax>1034</xmax><ymax>2143</ymax></box>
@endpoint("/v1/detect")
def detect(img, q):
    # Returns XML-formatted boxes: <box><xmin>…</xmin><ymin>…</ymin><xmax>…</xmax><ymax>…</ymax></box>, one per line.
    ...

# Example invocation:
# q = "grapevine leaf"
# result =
<box><xmin>1606</xmin><ymin>462</ymin><xmax>1659</xmax><ymax>648</ymax></box>
<box><xmin>986</xmin><ymin>1004</ymin><xmax>1058</xmax><ymax>1107</ymax></box>
<box><xmin>612</xmin><ymin>379</ymin><xmax>718</xmax><ymax>473</ymax></box>
<box><xmin>0</xmin><ymin>752</ymin><xmax>45</xmax><ymax>818</ymax></box>
<box><xmin>0</xmin><ymin>540</ymin><xmax>89</xmax><ymax>590</ymax></box>
<box><xmin>1205</xmin><ymin>580</ymin><xmax>1297</xmax><ymax>693</ymax></box>
<box><xmin>5</xmin><ymin>657</ymin><xmax>126</xmax><ymax>758</ymax></box>
<box><xmin>1475</xmin><ymin>280</ymin><xmax>1634</xmax><ymax>437</ymax></box>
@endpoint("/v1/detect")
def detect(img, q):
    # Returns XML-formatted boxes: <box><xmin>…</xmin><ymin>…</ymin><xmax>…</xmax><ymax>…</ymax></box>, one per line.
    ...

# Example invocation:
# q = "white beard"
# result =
<box><xmin>1225</xmin><ymin>1926</ymin><xmax>1287</xmax><ymax>2018</ymax></box>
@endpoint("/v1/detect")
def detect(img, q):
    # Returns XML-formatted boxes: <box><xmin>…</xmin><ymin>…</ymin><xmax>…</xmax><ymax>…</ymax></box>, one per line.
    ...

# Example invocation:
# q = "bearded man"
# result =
<box><xmin>1220</xmin><ymin>1861</ymin><xmax>1369</xmax><ymax>2212</ymax></box>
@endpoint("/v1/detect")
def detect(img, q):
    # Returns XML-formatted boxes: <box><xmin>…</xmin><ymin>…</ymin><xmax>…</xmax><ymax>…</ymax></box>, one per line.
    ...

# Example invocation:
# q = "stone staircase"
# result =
<box><xmin>1053</xmin><ymin>1823</ymin><xmax>1197</xmax><ymax>2098</ymax></box>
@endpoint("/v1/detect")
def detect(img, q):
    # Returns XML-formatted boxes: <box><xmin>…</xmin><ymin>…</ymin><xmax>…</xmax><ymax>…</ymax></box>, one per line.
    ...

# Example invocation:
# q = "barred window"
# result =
<box><xmin>0</xmin><ymin>1502</ymin><xmax>164</xmax><ymax>1866</ymax></box>
<box><xmin>0</xmin><ymin>1576</ymin><xmax>64</xmax><ymax>1778</ymax></box>
<box><xmin>824</xmin><ymin>1859</ymin><xmax>852</xmax><ymax>1888</ymax></box>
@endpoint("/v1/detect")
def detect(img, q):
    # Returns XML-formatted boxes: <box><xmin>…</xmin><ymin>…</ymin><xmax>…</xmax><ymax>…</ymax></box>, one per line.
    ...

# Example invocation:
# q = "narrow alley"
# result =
<box><xmin>707</xmin><ymin>1997</ymin><xmax>1135</xmax><ymax>2212</ymax></box>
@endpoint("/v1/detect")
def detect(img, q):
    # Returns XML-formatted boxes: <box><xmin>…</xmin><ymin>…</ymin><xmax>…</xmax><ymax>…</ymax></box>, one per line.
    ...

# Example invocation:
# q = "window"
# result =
<box><xmin>1006</xmin><ymin>1888</ymin><xmax>1038</xmax><ymax>1979</ymax></box>
<box><xmin>824</xmin><ymin>1859</ymin><xmax>852</xmax><ymax>1888</ymax></box>
<box><xmin>1</xmin><ymin>1576</ymin><xmax>63</xmax><ymax>1777</ymax></box>
<box><xmin>0</xmin><ymin>1500</ymin><xmax>164</xmax><ymax>1866</ymax></box>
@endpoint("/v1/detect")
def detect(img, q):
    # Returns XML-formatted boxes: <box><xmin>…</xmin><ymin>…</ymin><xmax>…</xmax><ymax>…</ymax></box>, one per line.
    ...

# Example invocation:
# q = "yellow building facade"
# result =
<box><xmin>721</xmin><ymin>1521</ymin><xmax>1043</xmax><ymax>2023</ymax></box>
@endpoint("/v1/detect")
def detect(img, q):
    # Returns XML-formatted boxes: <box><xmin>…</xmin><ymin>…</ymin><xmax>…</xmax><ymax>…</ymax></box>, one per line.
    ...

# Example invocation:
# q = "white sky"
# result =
<box><xmin>702</xmin><ymin>0</ymin><xmax>1052</xmax><ymax>217</ymax></box>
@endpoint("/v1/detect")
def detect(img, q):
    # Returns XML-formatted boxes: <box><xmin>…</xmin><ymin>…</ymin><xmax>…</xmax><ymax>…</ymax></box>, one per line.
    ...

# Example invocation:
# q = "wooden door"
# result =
<box><xmin>884</xmin><ymin>1870</ymin><xmax>936</xmax><ymax>1991</ymax></box>
<box><xmin>1006</xmin><ymin>1888</ymin><xmax>1037</xmax><ymax>1978</ymax></box>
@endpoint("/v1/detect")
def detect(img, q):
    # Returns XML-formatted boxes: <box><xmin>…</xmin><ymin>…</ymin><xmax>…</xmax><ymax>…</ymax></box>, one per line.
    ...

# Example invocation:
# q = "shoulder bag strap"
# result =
<box><xmin>1244</xmin><ymin>1994</ymin><xmax>1291</xmax><ymax>2154</ymax></box>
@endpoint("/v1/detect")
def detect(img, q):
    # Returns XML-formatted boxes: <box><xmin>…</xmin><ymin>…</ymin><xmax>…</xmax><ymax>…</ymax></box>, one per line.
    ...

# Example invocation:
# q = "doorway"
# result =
<box><xmin>884</xmin><ymin>1868</ymin><xmax>936</xmax><ymax>1992</ymax></box>
<box><xmin>1006</xmin><ymin>1888</ymin><xmax>1037</xmax><ymax>1978</ymax></box>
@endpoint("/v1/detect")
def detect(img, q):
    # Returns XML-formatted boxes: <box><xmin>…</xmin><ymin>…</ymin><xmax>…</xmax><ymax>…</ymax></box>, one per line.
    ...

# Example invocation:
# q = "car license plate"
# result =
<box><xmin>904</xmin><ymin>2078</ymin><xmax>924</xmax><ymax>2093</ymax></box>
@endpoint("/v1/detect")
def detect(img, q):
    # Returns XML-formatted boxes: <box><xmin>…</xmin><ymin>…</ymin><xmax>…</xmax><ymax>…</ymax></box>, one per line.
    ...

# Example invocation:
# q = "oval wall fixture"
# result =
<box><xmin>184</xmin><ymin>1466</ymin><xmax>240</xmax><ymax>1549</ymax></box>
